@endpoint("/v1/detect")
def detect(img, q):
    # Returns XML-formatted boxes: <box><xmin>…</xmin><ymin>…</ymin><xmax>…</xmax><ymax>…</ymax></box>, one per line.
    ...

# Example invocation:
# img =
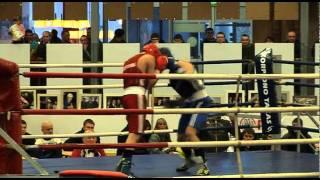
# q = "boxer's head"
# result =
<box><xmin>143</xmin><ymin>43</ymin><xmax>168</xmax><ymax>72</ymax></box>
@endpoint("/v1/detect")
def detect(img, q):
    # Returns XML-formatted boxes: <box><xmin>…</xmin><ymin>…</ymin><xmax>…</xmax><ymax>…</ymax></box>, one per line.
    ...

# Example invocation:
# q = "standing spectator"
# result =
<box><xmin>286</xmin><ymin>30</ymin><xmax>301</xmax><ymax>59</ymax></box>
<box><xmin>34</xmin><ymin>121</ymin><xmax>63</xmax><ymax>158</ymax></box>
<box><xmin>241</xmin><ymin>34</ymin><xmax>255</xmax><ymax>94</ymax></box>
<box><xmin>80</xmin><ymin>35</ymin><xmax>91</xmax><ymax>61</ymax></box>
<box><xmin>64</xmin><ymin>119</ymin><xmax>101</xmax><ymax>144</ymax></box>
<box><xmin>216</xmin><ymin>32</ymin><xmax>228</xmax><ymax>43</ymax></box>
<box><xmin>61</xmin><ymin>29</ymin><xmax>71</xmax><ymax>43</ymax></box>
<box><xmin>109</xmin><ymin>28</ymin><xmax>126</xmax><ymax>43</ymax></box>
<box><xmin>286</xmin><ymin>30</ymin><xmax>301</xmax><ymax>95</ymax></box>
<box><xmin>148</xmin><ymin>118</ymin><xmax>175</xmax><ymax>154</ymax></box>
<box><xmin>71</xmin><ymin>129</ymin><xmax>106</xmax><ymax>158</ymax></box>
<box><xmin>200</xmin><ymin>28</ymin><xmax>216</xmax><ymax>57</ymax></box>
<box><xmin>8</xmin><ymin>17</ymin><xmax>25</xmax><ymax>43</ymax></box>
<box><xmin>30</xmin><ymin>33</ymin><xmax>40</xmax><ymax>55</ymax></box>
<box><xmin>173</xmin><ymin>34</ymin><xmax>185</xmax><ymax>43</ymax></box>
<box><xmin>50</xmin><ymin>29</ymin><xmax>62</xmax><ymax>43</ymax></box>
<box><xmin>281</xmin><ymin>118</ymin><xmax>315</xmax><ymax>154</ymax></box>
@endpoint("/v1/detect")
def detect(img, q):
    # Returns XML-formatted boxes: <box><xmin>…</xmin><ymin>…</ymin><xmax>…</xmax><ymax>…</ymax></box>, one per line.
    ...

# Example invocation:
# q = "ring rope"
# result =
<box><xmin>18</xmin><ymin>138</ymin><xmax>319</xmax><ymax>150</ymax></box>
<box><xmin>22</xmin><ymin>72</ymin><xmax>320</xmax><ymax>80</ymax></box>
<box><xmin>21</xmin><ymin>106</ymin><xmax>320</xmax><ymax>115</ymax></box>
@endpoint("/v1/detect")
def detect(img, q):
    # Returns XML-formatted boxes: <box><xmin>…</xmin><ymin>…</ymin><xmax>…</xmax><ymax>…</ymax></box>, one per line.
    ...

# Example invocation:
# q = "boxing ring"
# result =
<box><xmin>0</xmin><ymin>51</ymin><xmax>320</xmax><ymax>178</ymax></box>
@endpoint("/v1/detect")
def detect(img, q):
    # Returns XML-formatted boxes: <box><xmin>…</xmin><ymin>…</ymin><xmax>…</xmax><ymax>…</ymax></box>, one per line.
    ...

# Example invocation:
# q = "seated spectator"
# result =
<box><xmin>148</xmin><ymin>118</ymin><xmax>175</xmax><ymax>154</ymax></box>
<box><xmin>109</xmin><ymin>28</ymin><xmax>126</xmax><ymax>43</ymax></box>
<box><xmin>64</xmin><ymin>119</ymin><xmax>101</xmax><ymax>145</ymax></box>
<box><xmin>21</xmin><ymin>120</ymin><xmax>35</xmax><ymax>145</ymax></box>
<box><xmin>71</xmin><ymin>129</ymin><xmax>106</xmax><ymax>158</ymax></box>
<box><xmin>173</xmin><ymin>34</ymin><xmax>185</xmax><ymax>43</ymax></box>
<box><xmin>281</xmin><ymin>118</ymin><xmax>315</xmax><ymax>153</ymax></box>
<box><xmin>34</xmin><ymin>121</ymin><xmax>63</xmax><ymax>158</ymax></box>
<box><xmin>239</xmin><ymin>128</ymin><xmax>261</xmax><ymax>151</ymax></box>
<box><xmin>117</xmin><ymin>119</ymin><xmax>151</xmax><ymax>155</ymax></box>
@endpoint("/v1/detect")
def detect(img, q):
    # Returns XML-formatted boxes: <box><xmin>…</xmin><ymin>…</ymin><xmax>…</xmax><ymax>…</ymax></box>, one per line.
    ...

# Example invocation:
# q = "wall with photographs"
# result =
<box><xmin>0</xmin><ymin>44</ymin><xmax>30</xmax><ymax>86</ymax></box>
<box><xmin>255</xmin><ymin>43</ymin><xmax>294</xmax><ymax>104</ymax></box>
<box><xmin>203</xmin><ymin>43</ymin><xmax>242</xmax><ymax>104</ymax></box>
<box><xmin>315</xmin><ymin>43</ymin><xmax>319</xmax><ymax>106</ymax></box>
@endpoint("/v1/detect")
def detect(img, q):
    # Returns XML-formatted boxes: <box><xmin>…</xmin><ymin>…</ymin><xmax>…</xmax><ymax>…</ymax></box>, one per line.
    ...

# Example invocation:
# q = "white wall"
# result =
<box><xmin>0</xmin><ymin>44</ymin><xmax>30</xmax><ymax>86</ymax></box>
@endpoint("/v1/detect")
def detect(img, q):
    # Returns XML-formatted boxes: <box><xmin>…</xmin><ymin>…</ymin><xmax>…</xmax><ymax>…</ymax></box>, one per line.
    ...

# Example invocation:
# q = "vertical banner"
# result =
<box><xmin>255</xmin><ymin>48</ymin><xmax>280</xmax><ymax>134</ymax></box>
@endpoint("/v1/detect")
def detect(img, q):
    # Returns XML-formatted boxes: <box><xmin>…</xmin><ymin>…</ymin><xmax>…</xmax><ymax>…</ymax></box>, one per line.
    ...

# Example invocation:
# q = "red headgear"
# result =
<box><xmin>143</xmin><ymin>43</ymin><xmax>168</xmax><ymax>71</ymax></box>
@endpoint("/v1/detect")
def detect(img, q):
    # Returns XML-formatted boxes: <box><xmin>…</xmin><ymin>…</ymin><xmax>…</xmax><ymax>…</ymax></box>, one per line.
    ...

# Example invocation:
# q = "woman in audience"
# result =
<box><xmin>148</xmin><ymin>118</ymin><xmax>175</xmax><ymax>154</ymax></box>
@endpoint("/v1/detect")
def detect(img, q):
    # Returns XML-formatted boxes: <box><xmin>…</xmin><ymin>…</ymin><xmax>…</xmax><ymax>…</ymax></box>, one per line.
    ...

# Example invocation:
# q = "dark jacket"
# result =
<box><xmin>281</xmin><ymin>130</ymin><xmax>314</xmax><ymax>153</ymax></box>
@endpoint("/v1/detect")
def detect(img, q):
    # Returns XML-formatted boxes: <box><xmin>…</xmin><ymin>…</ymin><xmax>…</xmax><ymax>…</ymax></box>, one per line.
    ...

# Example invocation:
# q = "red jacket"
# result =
<box><xmin>71</xmin><ymin>149</ymin><xmax>106</xmax><ymax>157</ymax></box>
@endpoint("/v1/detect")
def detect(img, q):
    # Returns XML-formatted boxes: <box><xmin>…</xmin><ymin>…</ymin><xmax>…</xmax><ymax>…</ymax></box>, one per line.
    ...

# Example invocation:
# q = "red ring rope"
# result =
<box><xmin>23</xmin><ymin>72</ymin><xmax>156</xmax><ymax>79</ymax></box>
<box><xmin>22</xmin><ymin>109</ymin><xmax>154</xmax><ymax>115</ymax></box>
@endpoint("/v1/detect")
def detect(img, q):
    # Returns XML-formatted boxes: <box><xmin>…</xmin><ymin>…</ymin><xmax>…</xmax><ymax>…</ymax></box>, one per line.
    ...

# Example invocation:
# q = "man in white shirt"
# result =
<box><xmin>35</xmin><ymin>121</ymin><xmax>63</xmax><ymax>158</ymax></box>
<box><xmin>8</xmin><ymin>17</ymin><xmax>25</xmax><ymax>43</ymax></box>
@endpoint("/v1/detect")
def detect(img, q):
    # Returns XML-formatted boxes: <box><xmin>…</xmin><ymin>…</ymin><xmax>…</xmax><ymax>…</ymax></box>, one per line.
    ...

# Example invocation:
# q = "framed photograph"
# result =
<box><xmin>21</xmin><ymin>90</ymin><xmax>36</xmax><ymax>109</ymax></box>
<box><xmin>279</xmin><ymin>91</ymin><xmax>291</xmax><ymax>104</ymax></box>
<box><xmin>154</xmin><ymin>97</ymin><xmax>170</xmax><ymax>106</ymax></box>
<box><xmin>225</xmin><ymin>90</ymin><xmax>244</xmax><ymax>104</ymax></box>
<box><xmin>293</xmin><ymin>96</ymin><xmax>317</xmax><ymax>106</ymax></box>
<box><xmin>79</xmin><ymin>94</ymin><xmax>102</xmax><ymax>109</ymax></box>
<box><xmin>104</xmin><ymin>95</ymin><xmax>122</xmax><ymax>108</ymax></box>
<box><xmin>37</xmin><ymin>94</ymin><xmax>61</xmax><ymax>109</ymax></box>
<box><xmin>62</xmin><ymin>90</ymin><xmax>79</xmax><ymax>109</ymax></box>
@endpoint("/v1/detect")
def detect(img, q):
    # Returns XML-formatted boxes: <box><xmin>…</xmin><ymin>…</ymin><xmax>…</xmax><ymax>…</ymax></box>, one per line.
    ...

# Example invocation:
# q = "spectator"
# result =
<box><xmin>286</xmin><ymin>30</ymin><xmax>301</xmax><ymax>95</ymax></box>
<box><xmin>109</xmin><ymin>28</ymin><xmax>126</xmax><ymax>43</ymax></box>
<box><xmin>241</xmin><ymin>34</ymin><xmax>255</xmax><ymax>92</ymax></box>
<box><xmin>23</xmin><ymin>29</ymin><xmax>33</xmax><ymax>44</ymax></box>
<box><xmin>145</xmin><ymin>33</ymin><xmax>165</xmax><ymax>45</ymax></box>
<box><xmin>71</xmin><ymin>129</ymin><xmax>106</xmax><ymax>158</ymax></box>
<box><xmin>32</xmin><ymin>31</ymin><xmax>50</xmax><ymax>62</ymax></box>
<box><xmin>286</xmin><ymin>30</ymin><xmax>301</xmax><ymax>59</ymax></box>
<box><xmin>34</xmin><ymin>121</ymin><xmax>63</xmax><ymax>158</ymax></box>
<box><xmin>8</xmin><ymin>17</ymin><xmax>25</xmax><ymax>43</ymax></box>
<box><xmin>216</xmin><ymin>32</ymin><xmax>228</xmax><ymax>43</ymax></box>
<box><xmin>239</xmin><ymin>128</ymin><xmax>261</xmax><ymax>151</ymax></box>
<box><xmin>173</xmin><ymin>34</ymin><xmax>185</xmax><ymax>43</ymax></box>
<box><xmin>61</xmin><ymin>29</ymin><xmax>71</xmax><ymax>43</ymax></box>
<box><xmin>148</xmin><ymin>118</ymin><xmax>175</xmax><ymax>154</ymax></box>
<box><xmin>281</xmin><ymin>118</ymin><xmax>315</xmax><ymax>153</ymax></box>
<box><xmin>80</xmin><ymin>35</ymin><xmax>91</xmax><ymax>61</ymax></box>
<box><xmin>21</xmin><ymin>120</ymin><xmax>35</xmax><ymax>145</ymax></box>
<box><xmin>264</xmin><ymin>36</ymin><xmax>275</xmax><ymax>43</ymax></box>
<box><xmin>200</xmin><ymin>27</ymin><xmax>216</xmax><ymax>57</ymax></box>
<box><xmin>117</xmin><ymin>119</ymin><xmax>151</xmax><ymax>156</ymax></box>
<box><xmin>50</xmin><ymin>29</ymin><xmax>62</xmax><ymax>43</ymax></box>
<box><xmin>64</xmin><ymin>119</ymin><xmax>101</xmax><ymax>145</ymax></box>
<box><xmin>30</xmin><ymin>33</ymin><xmax>40</xmax><ymax>55</ymax></box>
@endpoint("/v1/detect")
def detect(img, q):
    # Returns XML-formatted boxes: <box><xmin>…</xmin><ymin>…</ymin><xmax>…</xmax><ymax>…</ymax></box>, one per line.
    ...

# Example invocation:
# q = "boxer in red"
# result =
<box><xmin>116</xmin><ymin>43</ymin><xmax>168</xmax><ymax>177</ymax></box>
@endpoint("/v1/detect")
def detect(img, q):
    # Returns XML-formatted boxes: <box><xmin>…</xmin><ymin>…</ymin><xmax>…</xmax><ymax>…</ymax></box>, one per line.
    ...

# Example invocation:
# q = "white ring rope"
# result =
<box><xmin>155</xmin><ymin>73</ymin><xmax>319</xmax><ymax>80</ymax></box>
<box><xmin>22</xmin><ymin>129</ymin><xmax>175</xmax><ymax>139</ymax></box>
<box><xmin>166</xmin><ymin>138</ymin><xmax>319</xmax><ymax>148</ymax></box>
<box><xmin>152</xmin><ymin>106</ymin><xmax>319</xmax><ymax>114</ymax></box>
<box><xmin>173</xmin><ymin>172</ymin><xmax>320</xmax><ymax>178</ymax></box>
